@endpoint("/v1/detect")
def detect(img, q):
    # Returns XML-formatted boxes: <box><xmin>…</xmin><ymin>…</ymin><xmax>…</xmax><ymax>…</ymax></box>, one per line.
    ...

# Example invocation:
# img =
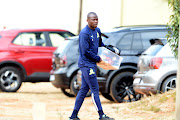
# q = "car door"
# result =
<box><xmin>10</xmin><ymin>32</ymin><xmax>53</xmax><ymax>76</ymax></box>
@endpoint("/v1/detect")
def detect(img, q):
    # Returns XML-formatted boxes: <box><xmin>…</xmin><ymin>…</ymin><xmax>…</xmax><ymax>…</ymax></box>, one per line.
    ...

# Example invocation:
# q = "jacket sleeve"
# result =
<box><xmin>97</xmin><ymin>28</ymin><xmax>105</xmax><ymax>47</ymax></box>
<box><xmin>99</xmin><ymin>36</ymin><xmax>105</xmax><ymax>47</ymax></box>
<box><xmin>79</xmin><ymin>32</ymin><xmax>101</xmax><ymax>62</ymax></box>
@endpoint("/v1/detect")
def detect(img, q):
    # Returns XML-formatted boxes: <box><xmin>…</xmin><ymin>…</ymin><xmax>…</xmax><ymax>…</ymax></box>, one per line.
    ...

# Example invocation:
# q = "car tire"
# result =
<box><xmin>110</xmin><ymin>72</ymin><xmax>137</xmax><ymax>103</ymax></box>
<box><xmin>61</xmin><ymin>88</ymin><xmax>75</xmax><ymax>97</ymax></box>
<box><xmin>161</xmin><ymin>75</ymin><xmax>176</xmax><ymax>93</ymax></box>
<box><xmin>70</xmin><ymin>75</ymin><xmax>91</xmax><ymax>97</ymax></box>
<box><xmin>0</xmin><ymin>66</ymin><xmax>22</xmax><ymax>92</ymax></box>
<box><xmin>101</xmin><ymin>92</ymin><xmax>114</xmax><ymax>101</ymax></box>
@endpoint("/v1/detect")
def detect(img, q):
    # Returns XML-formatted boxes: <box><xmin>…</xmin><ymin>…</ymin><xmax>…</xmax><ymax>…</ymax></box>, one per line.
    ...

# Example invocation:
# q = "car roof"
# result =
<box><xmin>102</xmin><ymin>25</ymin><xmax>168</xmax><ymax>33</ymax></box>
<box><xmin>1</xmin><ymin>28</ymin><xmax>69</xmax><ymax>33</ymax></box>
<box><xmin>0</xmin><ymin>28</ymin><xmax>70</xmax><ymax>38</ymax></box>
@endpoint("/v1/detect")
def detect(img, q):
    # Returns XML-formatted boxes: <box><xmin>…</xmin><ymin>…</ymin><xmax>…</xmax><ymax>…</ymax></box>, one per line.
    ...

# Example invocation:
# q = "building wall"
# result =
<box><xmin>0</xmin><ymin>0</ymin><xmax>171</xmax><ymax>34</ymax></box>
<box><xmin>81</xmin><ymin>0</ymin><xmax>171</xmax><ymax>33</ymax></box>
<box><xmin>122</xmin><ymin>0</ymin><xmax>171</xmax><ymax>26</ymax></box>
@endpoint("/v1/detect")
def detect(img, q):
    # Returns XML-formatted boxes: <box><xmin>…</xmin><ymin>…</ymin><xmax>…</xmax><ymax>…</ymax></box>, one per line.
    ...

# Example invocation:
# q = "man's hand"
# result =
<box><xmin>98</xmin><ymin>57</ymin><xmax>102</xmax><ymax>63</ymax></box>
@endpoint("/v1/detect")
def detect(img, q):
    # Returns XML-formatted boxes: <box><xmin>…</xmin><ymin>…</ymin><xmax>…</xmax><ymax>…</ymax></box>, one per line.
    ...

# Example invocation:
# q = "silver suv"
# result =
<box><xmin>133</xmin><ymin>43</ymin><xmax>177</xmax><ymax>95</ymax></box>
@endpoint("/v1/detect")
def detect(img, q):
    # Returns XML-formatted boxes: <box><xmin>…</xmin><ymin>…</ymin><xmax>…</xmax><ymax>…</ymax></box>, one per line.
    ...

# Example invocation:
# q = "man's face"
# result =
<box><xmin>87</xmin><ymin>14</ymin><xmax>98</xmax><ymax>29</ymax></box>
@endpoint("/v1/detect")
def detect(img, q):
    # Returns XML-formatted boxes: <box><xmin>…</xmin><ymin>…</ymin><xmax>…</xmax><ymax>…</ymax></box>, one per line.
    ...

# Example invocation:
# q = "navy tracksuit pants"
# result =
<box><xmin>74</xmin><ymin>66</ymin><xmax>102</xmax><ymax>112</ymax></box>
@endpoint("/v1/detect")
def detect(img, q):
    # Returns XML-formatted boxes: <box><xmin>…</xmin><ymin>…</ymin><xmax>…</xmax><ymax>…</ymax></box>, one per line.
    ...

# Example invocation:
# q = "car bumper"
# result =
<box><xmin>133</xmin><ymin>71</ymin><xmax>161</xmax><ymax>95</ymax></box>
<box><xmin>50</xmin><ymin>67</ymin><xmax>69</xmax><ymax>89</ymax></box>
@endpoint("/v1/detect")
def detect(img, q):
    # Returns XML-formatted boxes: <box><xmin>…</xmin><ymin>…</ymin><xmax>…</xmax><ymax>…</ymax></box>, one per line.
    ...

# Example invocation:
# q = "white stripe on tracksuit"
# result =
<box><xmin>91</xmin><ymin>93</ymin><xmax>98</xmax><ymax>111</ymax></box>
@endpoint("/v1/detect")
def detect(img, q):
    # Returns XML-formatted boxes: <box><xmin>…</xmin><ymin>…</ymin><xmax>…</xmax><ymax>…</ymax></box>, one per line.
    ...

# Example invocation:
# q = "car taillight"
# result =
<box><xmin>149</xmin><ymin>57</ymin><xmax>163</xmax><ymax>69</ymax></box>
<box><xmin>52</xmin><ymin>54</ymin><xmax>56</xmax><ymax>70</ymax></box>
<box><xmin>60</xmin><ymin>55</ymin><xmax>67</xmax><ymax>67</ymax></box>
<box><xmin>52</xmin><ymin>54</ymin><xmax>55</xmax><ymax>62</ymax></box>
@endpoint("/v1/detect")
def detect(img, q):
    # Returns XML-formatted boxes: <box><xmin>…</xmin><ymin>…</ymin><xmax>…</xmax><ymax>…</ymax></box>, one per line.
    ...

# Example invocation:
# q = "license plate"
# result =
<box><xmin>133</xmin><ymin>78</ymin><xmax>141</xmax><ymax>84</ymax></box>
<box><xmin>49</xmin><ymin>75</ymin><xmax>55</xmax><ymax>81</ymax></box>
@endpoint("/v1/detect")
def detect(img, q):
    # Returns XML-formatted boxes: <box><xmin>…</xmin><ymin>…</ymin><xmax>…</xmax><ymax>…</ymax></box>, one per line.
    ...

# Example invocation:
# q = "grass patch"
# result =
<box><xmin>148</xmin><ymin>106</ymin><xmax>160</xmax><ymax>112</ymax></box>
<box><xmin>128</xmin><ymin>89</ymin><xmax>176</xmax><ymax>113</ymax></box>
<box><xmin>159</xmin><ymin>94</ymin><xmax>168</xmax><ymax>103</ymax></box>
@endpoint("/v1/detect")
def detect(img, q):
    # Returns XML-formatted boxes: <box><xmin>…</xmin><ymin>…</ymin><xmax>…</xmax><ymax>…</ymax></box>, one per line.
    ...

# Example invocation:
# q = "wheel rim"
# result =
<box><xmin>165</xmin><ymin>78</ymin><xmax>176</xmax><ymax>91</ymax></box>
<box><xmin>73</xmin><ymin>79</ymin><xmax>80</xmax><ymax>90</ymax></box>
<box><xmin>0</xmin><ymin>70</ymin><xmax>19</xmax><ymax>90</ymax></box>
<box><xmin>115</xmin><ymin>76</ymin><xmax>136</xmax><ymax>102</ymax></box>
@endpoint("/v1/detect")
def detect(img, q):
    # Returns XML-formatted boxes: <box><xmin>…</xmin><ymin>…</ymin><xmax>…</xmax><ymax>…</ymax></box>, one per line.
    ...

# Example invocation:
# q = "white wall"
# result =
<box><xmin>0</xmin><ymin>0</ymin><xmax>171</xmax><ymax>34</ymax></box>
<box><xmin>0</xmin><ymin>0</ymin><xmax>80</xmax><ymax>34</ymax></box>
<box><xmin>122</xmin><ymin>0</ymin><xmax>171</xmax><ymax>26</ymax></box>
<box><xmin>81</xmin><ymin>0</ymin><xmax>121</xmax><ymax>32</ymax></box>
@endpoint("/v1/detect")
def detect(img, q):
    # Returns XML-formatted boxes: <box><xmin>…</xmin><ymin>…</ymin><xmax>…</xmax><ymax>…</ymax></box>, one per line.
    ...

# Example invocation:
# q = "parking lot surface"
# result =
<box><xmin>0</xmin><ymin>82</ymin><xmax>175</xmax><ymax>120</ymax></box>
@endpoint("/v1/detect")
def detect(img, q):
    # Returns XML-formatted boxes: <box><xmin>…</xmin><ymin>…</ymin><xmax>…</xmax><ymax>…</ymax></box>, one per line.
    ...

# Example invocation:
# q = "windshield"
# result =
<box><xmin>103</xmin><ymin>32</ymin><xmax>124</xmax><ymax>46</ymax></box>
<box><xmin>61</xmin><ymin>32</ymin><xmax>75</xmax><ymax>38</ymax></box>
<box><xmin>102</xmin><ymin>32</ymin><xmax>113</xmax><ymax>43</ymax></box>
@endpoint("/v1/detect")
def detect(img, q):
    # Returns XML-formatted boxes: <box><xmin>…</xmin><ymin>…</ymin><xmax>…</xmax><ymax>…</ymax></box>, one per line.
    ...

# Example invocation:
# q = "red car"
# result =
<box><xmin>0</xmin><ymin>29</ymin><xmax>75</xmax><ymax>92</ymax></box>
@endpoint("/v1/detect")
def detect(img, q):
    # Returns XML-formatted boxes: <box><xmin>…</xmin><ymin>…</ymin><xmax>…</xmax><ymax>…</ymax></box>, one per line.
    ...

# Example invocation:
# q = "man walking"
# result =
<box><xmin>69</xmin><ymin>12</ymin><xmax>114</xmax><ymax>120</ymax></box>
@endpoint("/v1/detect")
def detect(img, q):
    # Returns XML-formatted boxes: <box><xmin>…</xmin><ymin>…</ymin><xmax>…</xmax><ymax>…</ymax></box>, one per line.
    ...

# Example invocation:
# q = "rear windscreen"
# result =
<box><xmin>54</xmin><ymin>40</ymin><xmax>71</xmax><ymax>55</ymax></box>
<box><xmin>156</xmin><ymin>43</ymin><xmax>174</xmax><ymax>57</ymax></box>
<box><xmin>142</xmin><ymin>45</ymin><xmax>163</xmax><ymax>56</ymax></box>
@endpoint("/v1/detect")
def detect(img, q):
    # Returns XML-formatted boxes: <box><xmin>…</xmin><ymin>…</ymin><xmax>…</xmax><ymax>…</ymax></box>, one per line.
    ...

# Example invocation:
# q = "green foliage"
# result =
<box><xmin>167</xmin><ymin>0</ymin><xmax>180</xmax><ymax>58</ymax></box>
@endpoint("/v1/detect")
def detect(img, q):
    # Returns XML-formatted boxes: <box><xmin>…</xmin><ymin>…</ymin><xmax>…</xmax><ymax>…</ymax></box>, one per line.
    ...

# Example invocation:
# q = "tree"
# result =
<box><xmin>167</xmin><ymin>0</ymin><xmax>179</xmax><ymax>58</ymax></box>
<box><xmin>167</xmin><ymin>0</ymin><xmax>180</xmax><ymax>120</ymax></box>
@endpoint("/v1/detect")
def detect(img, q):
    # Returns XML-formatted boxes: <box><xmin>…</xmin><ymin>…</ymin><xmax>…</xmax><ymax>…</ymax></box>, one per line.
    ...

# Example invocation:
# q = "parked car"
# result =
<box><xmin>0</xmin><ymin>29</ymin><xmax>75</xmax><ymax>92</ymax></box>
<box><xmin>50</xmin><ymin>25</ymin><xmax>170</xmax><ymax>102</ymax></box>
<box><xmin>133</xmin><ymin>43</ymin><xmax>177</xmax><ymax>95</ymax></box>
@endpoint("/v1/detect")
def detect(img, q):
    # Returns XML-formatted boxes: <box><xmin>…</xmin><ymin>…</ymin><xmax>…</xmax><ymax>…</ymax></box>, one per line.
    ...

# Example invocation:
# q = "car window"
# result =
<box><xmin>142</xmin><ymin>45</ymin><xmax>164</xmax><ymax>56</ymax></box>
<box><xmin>13</xmin><ymin>32</ymin><xmax>46</xmax><ymax>46</ymax></box>
<box><xmin>117</xmin><ymin>33</ymin><xmax>133</xmax><ymax>50</ymax></box>
<box><xmin>132</xmin><ymin>33</ymin><xmax>142</xmax><ymax>49</ymax></box>
<box><xmin>104</xmin><ymin>32</ymin><xmax>124</xmax><ymax>46</ymax></box>
<box><xmin>55</xmin><ymin>40</ymin><xmax>71</xmax><ymax>54</ymax></box>
<box><xmin>156</xmin><ymin>43</ymin><xmax>174</xmax><ymax>57</ymax></box>
<box><xmin>49</xmin><ymin>32</ymin><xmax>74</xmax><ymax>47</ymax></box>
<box><xmin>141</xmin><ymin>31</ymin><xmax>168</xmax><ymax>49</ymax></box>
<box><xmin>67</xmin><ymin>40</ymin><xmax>79</xmax><ymax>57</ymax></box>
<box><xmin>101</xmin><ymin>32</ymin><xmax>112</xmax><ymax>43</ymax></box>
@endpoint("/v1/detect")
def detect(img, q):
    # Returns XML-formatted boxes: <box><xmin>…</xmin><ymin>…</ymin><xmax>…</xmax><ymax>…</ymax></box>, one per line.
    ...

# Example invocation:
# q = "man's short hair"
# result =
<box><xmin>87</xmin><ymin>12</ymin><xmax>97</xmax><ymax>19</ymax></box>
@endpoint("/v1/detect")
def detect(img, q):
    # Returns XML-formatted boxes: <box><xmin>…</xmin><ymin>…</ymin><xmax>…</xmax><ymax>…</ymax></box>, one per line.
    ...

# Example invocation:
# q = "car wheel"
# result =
<box><xmin>70</xmin><ymin>75</ymin><xmax>91</xmax><ymax>97</ymax></box>
<box><xmin>110</xmin><ymin>72</ymin><xmax>137</xmax><ymax>103</ymax></box>
<box><xmin>161</xmin><ymin>75</ymin><xmax>176</xmax><ymax>93</ymax></box>
<box><xmin>101</xmin><ymin>93</ymin><xmax>114</xmax><ymax>101</ymax></box>
<box><xmin>61</xmin><ymin>88</ymin><xmax>75</xmax><ymax>97</ymax></box>
<box><xmin>0</xmin><ymin>67</ymin><xmax>22</xmax><ymax>92</ymax></box>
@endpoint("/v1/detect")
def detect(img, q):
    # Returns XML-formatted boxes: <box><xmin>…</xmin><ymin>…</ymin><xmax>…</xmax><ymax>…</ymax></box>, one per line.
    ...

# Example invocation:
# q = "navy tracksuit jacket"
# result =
<box><xmin>74</xmin><ymin>25</ymin><xmax>104</xmax><ymax>112</ymax></box>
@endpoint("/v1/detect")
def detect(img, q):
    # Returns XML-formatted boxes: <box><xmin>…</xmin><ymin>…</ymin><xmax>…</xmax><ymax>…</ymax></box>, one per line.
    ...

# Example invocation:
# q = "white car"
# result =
<box><xmin>133</xmin><ymin>43</ymin><xmax>177</xmax><ymax>95</ymax></box>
